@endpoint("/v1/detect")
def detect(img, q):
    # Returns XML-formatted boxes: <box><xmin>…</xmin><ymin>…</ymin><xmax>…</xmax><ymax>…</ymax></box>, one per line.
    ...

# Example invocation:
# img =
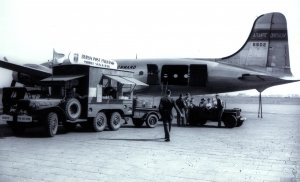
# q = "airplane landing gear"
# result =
<box><xmin>258</xmin><ymin>91</ymin><xmax>263</xmax><ymax>118</ymax></box>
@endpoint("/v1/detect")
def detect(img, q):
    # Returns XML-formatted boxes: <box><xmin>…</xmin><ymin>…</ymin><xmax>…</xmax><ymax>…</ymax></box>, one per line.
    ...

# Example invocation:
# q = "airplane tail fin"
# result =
<box><xmin>219</xmin><ymin>12</ymin><xmax>292</xmax><ymax>77</ymax></box>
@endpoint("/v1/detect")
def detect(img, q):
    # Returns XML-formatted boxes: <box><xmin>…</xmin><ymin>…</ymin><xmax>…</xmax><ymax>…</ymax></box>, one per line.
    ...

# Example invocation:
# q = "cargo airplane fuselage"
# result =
<box><xmin>0</xmin><ymin>12</ymin><xmax>298</xmax><ymax>96</ymax></box>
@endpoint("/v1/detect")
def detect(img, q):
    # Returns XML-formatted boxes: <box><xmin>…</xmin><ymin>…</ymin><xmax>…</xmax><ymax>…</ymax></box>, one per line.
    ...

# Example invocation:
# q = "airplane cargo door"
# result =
<box><xmin>161</xmin><ymin>65</ymin><xmax>188</xmax><ymax>86</ymax></box>
<box><xmin>189</xmin><ymin>64</ymin><xmax>207</xmax><ymax>87</ymax></box>
<box><xmin>147</xmin><ymin>64</ymin><xmax>159</xmax><ymax>85</ymax></box>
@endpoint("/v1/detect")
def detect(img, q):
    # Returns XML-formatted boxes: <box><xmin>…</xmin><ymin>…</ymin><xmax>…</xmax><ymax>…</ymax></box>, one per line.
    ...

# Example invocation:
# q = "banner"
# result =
<box><xmin>52</xmin><ymin>49</ymin><xmax>117</xmax><ymax>69</ymax></box>
<box><xmin>69</xmin><ymin>53</ymin><xmax>117</xmax><ymax>69</ymax></box>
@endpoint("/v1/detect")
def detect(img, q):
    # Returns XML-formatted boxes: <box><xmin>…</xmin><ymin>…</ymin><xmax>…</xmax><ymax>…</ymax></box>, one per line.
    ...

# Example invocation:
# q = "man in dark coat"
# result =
<box><xmin>159</xmin><ymin>90</ymin><xmax>182</xmax><ymax>142</ymax></box>
<box><xmin>215</xmin><ymin>94</ymin><xmax>224</xmax><ymax>127</ymax></box>
<box><xmin>184</xmin><ymin>93</ymin><xmax>191</xmax><ymax>125</ymax></box>
<box><xmin>175</xmin><ymin>93</ymin><xmax>186</xmax><ymax>126</ymax></box>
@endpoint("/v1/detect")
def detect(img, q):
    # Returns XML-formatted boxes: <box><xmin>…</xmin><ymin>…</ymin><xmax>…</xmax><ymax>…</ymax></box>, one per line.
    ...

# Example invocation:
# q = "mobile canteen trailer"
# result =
<box><xmin>0</xmin><ymin>64</ymin><xmax>148</xmax><ymax>137</ymax></box>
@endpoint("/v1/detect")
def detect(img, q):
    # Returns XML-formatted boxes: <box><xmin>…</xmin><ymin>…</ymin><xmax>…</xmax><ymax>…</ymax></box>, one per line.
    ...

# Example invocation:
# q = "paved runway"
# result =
<box><xmin>0</xmin><ymin>103</ymin><xmax>299</xmax><ymax>182</ymax></box>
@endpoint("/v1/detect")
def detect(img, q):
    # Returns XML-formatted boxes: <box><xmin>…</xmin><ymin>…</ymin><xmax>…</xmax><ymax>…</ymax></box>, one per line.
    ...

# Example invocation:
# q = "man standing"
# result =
<box><xmin>199</xmin><ymin>98</ymin><xmax>206</xmax><ymax>111</ymax></box>
<box><xmin>159</xmin><ymin>90</ymin><xmax>182</xmax><ymax>142</ymax></box>
<box><xmin>215</xmin><ymin>94</ymin><xmax>224</xmax><ymax>127</ymax></box>
<box><xmin>184</xmin><ymin>93</ymin><xmax>191</xmax><ymax>125</ymax></box>
<box><xmin>175</xmin><ymin>94</ymin><xmax>186</xmax><ymax>126</ymax></box>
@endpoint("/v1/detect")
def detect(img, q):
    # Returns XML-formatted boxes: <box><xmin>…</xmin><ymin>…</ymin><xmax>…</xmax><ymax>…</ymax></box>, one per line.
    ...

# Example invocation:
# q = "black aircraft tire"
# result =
<box><xmin>92</xmin><ymin>112</ymin><xmax>107</xmax><ymax>132</ymax></box>
<box><xmin>63</xmin><ymin>98</ymin><xmax>82</xmax><ymax>121</ymax></box>
<box><xmin>145</xmin><ymin>113</ymin><xmax>158</xmax><ymax>128</ymax></box>
<box><xmin>108</xmin><ymin>112</ymin><xmax>122</xmax><ymax>131</ymax></box>
<box><xmin>223</xmin><ymin>115</ymin><xmax>237</xmax><ymax>128</ymax></box>
<box><xmin>45</xmin><ymin>112</ymin><xmax>59</xmax><ymax>137</ymax></box>
<box><xmin>132</xmin><ymin>119</ymin><xmax>144</xmax><ymax>127</ymax></box>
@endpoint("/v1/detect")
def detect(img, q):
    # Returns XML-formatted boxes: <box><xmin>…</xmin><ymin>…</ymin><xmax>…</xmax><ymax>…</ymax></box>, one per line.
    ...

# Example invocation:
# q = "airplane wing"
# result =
<box><xmin>0</xmin><ymin>58</ymin><xmax>52</xmax><ymax>78</ymax></box>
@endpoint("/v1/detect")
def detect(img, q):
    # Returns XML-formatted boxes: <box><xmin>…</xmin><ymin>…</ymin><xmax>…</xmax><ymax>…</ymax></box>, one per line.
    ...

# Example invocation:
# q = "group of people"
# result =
<box><xmin>199</xmin><ymin>96</ymin><xmax>223</xmax><ymax>111</ymax></box>
<box><xmin>159</xmin><ymin>90</ymin><xmax>223</xmax><ymax>142</ymax></box>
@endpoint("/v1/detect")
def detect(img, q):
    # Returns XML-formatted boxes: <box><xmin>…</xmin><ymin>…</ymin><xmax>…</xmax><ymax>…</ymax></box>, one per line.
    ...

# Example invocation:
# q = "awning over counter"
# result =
<box><xmin>104</xmin><ymin>75</ymin><xmax>148</xmax><ymax>86</ymax></box>
<box><xmin>41</xmin><ymin>75</ymin><xmax>85</xmax><ymax>82</ymax></box>
<box><xmin>122</xmin><ymin>77</ymin><xmax>148</xmax><ymax>86</ymax></box>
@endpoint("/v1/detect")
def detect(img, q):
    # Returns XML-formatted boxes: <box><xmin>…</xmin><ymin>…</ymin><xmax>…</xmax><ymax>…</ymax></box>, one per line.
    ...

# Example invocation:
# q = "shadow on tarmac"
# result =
<box><xmin>0</xmin><ymin>125</ymin><xmax>69</xmax><ymax>138</ymax></box>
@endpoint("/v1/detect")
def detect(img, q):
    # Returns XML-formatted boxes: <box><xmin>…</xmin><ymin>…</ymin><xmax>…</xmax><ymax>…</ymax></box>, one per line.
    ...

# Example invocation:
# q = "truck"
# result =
<box><xmin>0</xmin><ymin>64</ymin><xmax>148</xmax><ymax>137</ymax></box>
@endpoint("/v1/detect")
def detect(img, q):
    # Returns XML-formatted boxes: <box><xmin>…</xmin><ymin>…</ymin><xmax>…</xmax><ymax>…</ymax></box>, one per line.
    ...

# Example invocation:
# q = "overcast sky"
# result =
<box><xmin>0</xmin><ymin>0</ymin><xmax>299</xmax><ymax>96</ymax></box>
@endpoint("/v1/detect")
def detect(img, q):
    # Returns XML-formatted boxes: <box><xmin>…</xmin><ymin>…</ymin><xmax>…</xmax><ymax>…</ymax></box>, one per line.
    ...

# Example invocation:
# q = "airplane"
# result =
<box><xmin>0</xmin><ymin>12</ymin><xmax>299</xmax><ymax>106</ymax></box>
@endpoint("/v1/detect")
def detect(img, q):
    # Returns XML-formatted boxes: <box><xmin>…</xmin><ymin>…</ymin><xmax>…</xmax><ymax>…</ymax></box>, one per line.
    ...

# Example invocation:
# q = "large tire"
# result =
<box><xmin>63</xmin><ymin>98</ymin><xmax>81</xmax><ymax>121</ymax></box>
<box><xmin>145</xmin><ymin>113</ymin><xmax>158</xmax><ymax>128</ymax></box>
<box><xmin>92</xmin><ymin>112</ymin><xmax>107</xmax><ymax>132</ymax></box>
<box><xmin>132</xmin><ymin>118</ymin><xmax>144</xmax><ymax>127</ymax></box>
<box><xmin>223</xmin><ymin>115</ymin><xmax>237</xmax><ymax>128</ymax></box>
<box><xmin>108</xmin><ymin>112</ymin><xmax>122</xmax><ymax>131</ymax></box>
<box><xmin>45</xmin><ymin>112</ymin><xmax>59</xmax><ymax>137</ymax></box>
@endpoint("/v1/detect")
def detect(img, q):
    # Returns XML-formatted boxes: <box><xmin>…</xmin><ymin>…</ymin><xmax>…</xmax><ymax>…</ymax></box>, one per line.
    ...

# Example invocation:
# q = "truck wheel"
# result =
<box><xmin>45</xmin><ymin>112</ymin><xmax>59</xmax><ymax>137</ymax></box>
<box><xmin>108</xmin><ymin>112</ymin><xmax>122</xmax><ymax>131</ymax></box>
<box><xmin>132</xmin><ymin>119</ymin><xmax>144</xmax><ymax>127</ymax></box>
<box><xmin>63</xmin><ymin>98</ymin><xmax>81</xmax><ymax>121</ymax></box>
<box><xmin>223</xmin><ymin>115</ymin><xmax>237</xmax><ymax>128</ymax></box>
<box><xmin>92</xmin><ymin>112</ymin><xmax>107</xmax><ymax>132</ymax></box>
<box><xmin>145</xmin><ymin>113</ymin><xmax>158</xmax><ymax>128</ymax></box>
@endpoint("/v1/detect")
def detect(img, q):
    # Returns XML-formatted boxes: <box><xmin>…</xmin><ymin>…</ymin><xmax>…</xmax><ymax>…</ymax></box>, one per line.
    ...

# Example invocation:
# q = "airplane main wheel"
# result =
<box><xmin>223</xmin><ymin>115</ymin><xmax>237</xmax><ymax>128</ymax></box>
<box><xmin>108</xmin><ymin>112</ymin><xmax>122</xmax><ymax>131</ymax></box>
<box><xmin>45</xmin><ymin>112</ymin><xmax>59</xmax><ymax>137</ymax></box>
<box><xmin>145</xmin><ymin>113</ymin><xmax>158</xmax><ymax>128</ymax></box>
<box><xmin>92</xmin><ymin>112</ymin><xmax>107</xmax><ymax>132</ymax></box>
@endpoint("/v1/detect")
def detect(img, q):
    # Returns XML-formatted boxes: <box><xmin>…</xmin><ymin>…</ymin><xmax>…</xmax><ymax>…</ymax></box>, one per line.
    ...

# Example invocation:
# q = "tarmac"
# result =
<box><xmin>0</xmin><ymin>103</ymin><xmax>299</xmax><ymax>182</ymax></box>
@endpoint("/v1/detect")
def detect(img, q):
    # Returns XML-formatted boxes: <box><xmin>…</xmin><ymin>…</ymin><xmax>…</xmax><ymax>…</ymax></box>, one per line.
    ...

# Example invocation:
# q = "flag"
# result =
<box><xmin>52</xmin><ymin>49</ymin><xmax>65</xmax><ymax>65</ymax></box>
